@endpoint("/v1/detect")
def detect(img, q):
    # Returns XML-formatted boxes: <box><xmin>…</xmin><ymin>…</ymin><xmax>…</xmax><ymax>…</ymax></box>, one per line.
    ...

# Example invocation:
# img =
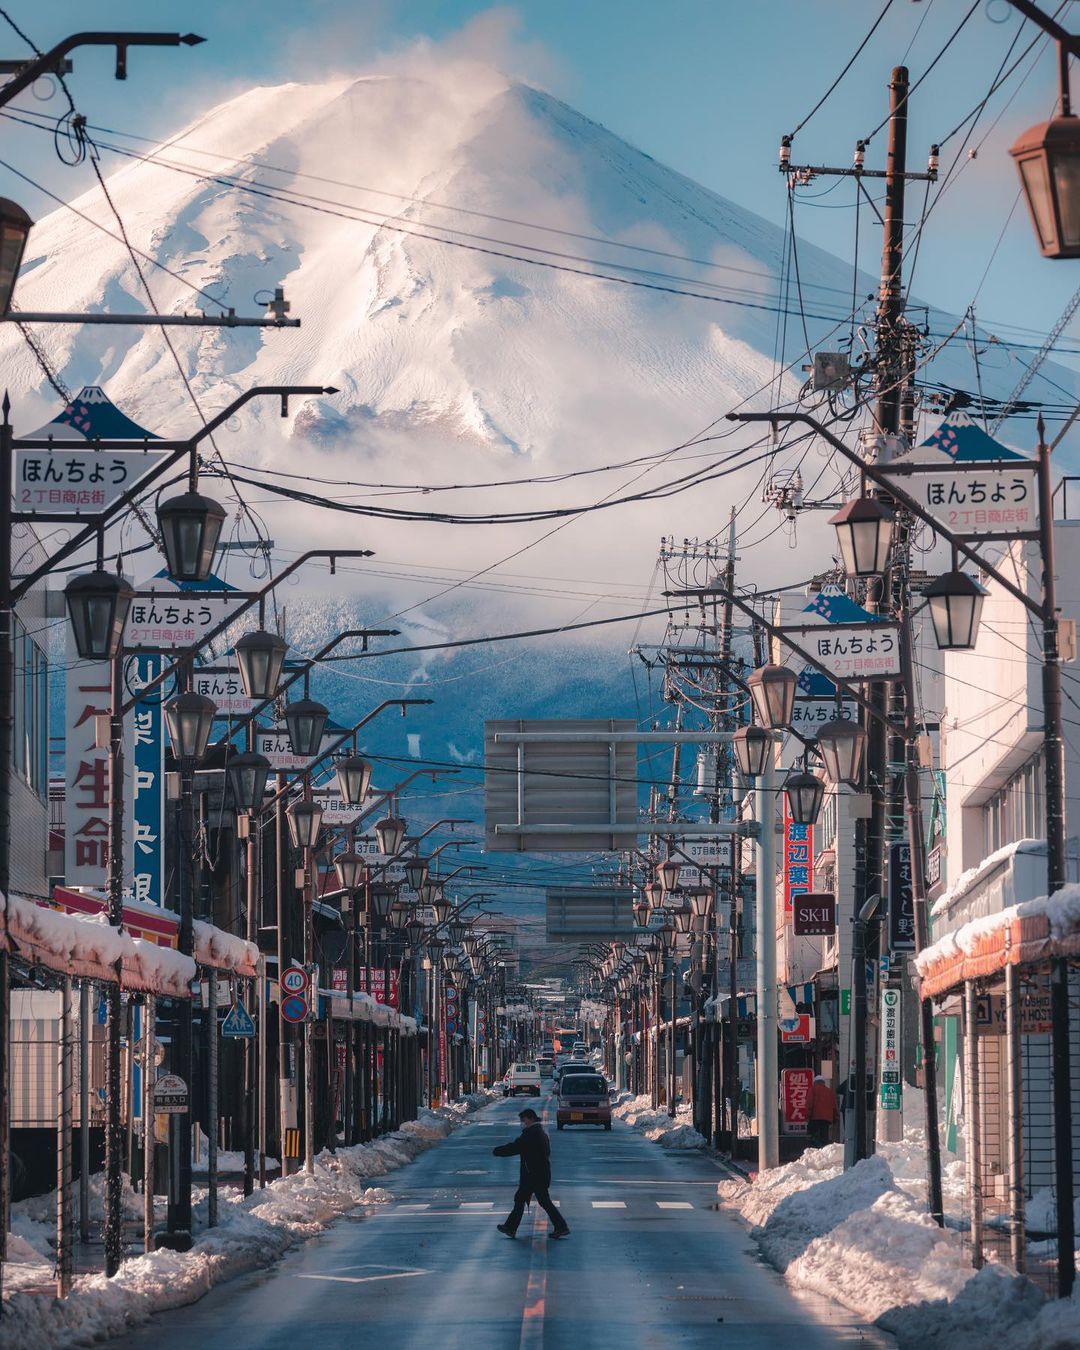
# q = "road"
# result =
<box><xmin>114</xmin><ymin>1093</ymin><xmax>888</xmax><ymax>1350</ymax></box>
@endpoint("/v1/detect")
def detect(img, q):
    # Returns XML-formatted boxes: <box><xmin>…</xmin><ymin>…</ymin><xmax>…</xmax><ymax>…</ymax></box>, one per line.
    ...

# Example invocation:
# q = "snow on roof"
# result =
<box><xmin>1</xmin><ymin>892</ymin><xmax>196</xmax><ymax>997</ymax></box>
<box><xmin>193</xmin><ymin>919</ymin><xmax>258</xmax><ymax>976</ymax></box>
<box><xmin>24</xmin><ymin>385</ymin><xmax>161</xmax><ymax>441</ymax></box>
<box><xmin>929</xmin><ymin>837</ymin><xmax>1045</xmax><ymax>919</ymax></box>
<box><xmin>916</xmin><ymin>882</ymin><xmax>1080</xmax><ymax>999</ymax></box>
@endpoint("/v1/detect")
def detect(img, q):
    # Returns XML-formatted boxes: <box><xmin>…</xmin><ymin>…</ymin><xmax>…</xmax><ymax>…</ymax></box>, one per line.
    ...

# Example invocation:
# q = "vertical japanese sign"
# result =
<box><xmin>879</xmin><ymin>988</ymin><xmax>901</xmax><ymax>1110</ymax></box>
<box><xmin>781</xmin><ymin>1067</ymin><xmax>814</xmax><ymax>1134</ymax></box>
<box><xmin>64</xmin><ymin>638</ymin><xmax>111</xmax><ymax>888</ymax></box>
<box><xmin>888</xmin><ymin>841</ymin><xmax>915</xmax><ymax>952</ymax></box>
<box><xmin>126</xmin><ymin>654</ymin><xmax>165</xmax><ymax>907</ymax></box>
<box><xmin>782</xmin><ymin>799</ymin><xmax>814</xmax><ymax>918</ymax></box>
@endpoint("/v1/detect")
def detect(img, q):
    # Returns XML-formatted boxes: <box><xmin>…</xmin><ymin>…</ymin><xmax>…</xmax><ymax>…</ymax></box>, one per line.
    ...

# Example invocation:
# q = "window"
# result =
<box><xmin>983</xmin><ymin>751</ymin><xmax>1044</xmax><ymax>856</ymax></box>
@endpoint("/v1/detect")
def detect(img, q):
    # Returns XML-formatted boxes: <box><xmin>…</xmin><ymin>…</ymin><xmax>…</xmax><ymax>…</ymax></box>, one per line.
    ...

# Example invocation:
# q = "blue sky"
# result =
<box><xmin>1</xmin><ymin>1</ymin><xmax>1075</xmax><ymax>362</ymax></box>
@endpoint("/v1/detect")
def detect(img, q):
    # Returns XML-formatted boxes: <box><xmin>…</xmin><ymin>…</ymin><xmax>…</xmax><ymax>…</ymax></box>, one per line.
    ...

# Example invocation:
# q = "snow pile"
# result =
<box><xmin>3</xmin><ymin>1098</ymin><xmax>486</xmax><ymax>1348</ymax></box>
<box><xmin>611</xmin><ymin>1093</ymin><xmax>706</xmax><ymax>1149</ymax></box>
<box><xmin>918</xmin><ymin>882</ymin><xmax>1080</xmax><ymax>981</ymax></box>
<box><xmin>192</xmin><ymin>921</ymin><xmax>258</xmax><ymax>976</ymax></box>
<box><xmin>716</xmin><ymin>1141</ymin><xmax>1080</xmax><ymax>1347</ymax></box>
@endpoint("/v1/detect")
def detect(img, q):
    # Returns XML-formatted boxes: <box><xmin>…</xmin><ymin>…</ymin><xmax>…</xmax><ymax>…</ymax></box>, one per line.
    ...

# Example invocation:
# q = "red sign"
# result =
<box><xmin>782</xmin><ymin>801</ymin><xmax>814</xmax><ymax>917</ymax></box>
<box><xmin>331</xmin><ymin>966</ymin><xmax>348</xmax><ymax>993</ymax></box>
<box><xmin>781</xmin><ymin>1068</ymin><xmax>814</xmax><ymax>1133</ymax></box>
<box><xmin>793</xmin><ymin>891</ymin><xmax>835</xmax><ymax>936</ymax></box>
<box><xmin>780</xmin><ymin>1014</ymin><xmax>815</xmax><ymax>1044</ymax></box>
<box><xmin>357</xmin><ymin>970</ymin><xmax>399</xmax><ymax>1008</ymax></box>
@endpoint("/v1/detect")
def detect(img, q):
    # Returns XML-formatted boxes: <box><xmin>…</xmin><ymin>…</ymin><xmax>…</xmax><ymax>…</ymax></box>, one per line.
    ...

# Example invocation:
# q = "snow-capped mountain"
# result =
<box><xmin>6</xmin><ymin>60</ymin><xmax>1064</xmax><ymax>621</ymax></box>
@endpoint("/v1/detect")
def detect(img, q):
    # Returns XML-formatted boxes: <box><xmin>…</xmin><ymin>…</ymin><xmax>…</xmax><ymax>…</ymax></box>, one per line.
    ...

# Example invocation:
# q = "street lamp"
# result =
<box><xmin>370</xmin><ymin>884</ymin><xmax>397</xmax><ymax>920</ymax></box>
<box><xmin>748</xmin><ymin>663</ymin><xmax>797</xmax><ymax>730</ymax></box>
<box><xmin>334</xmin><ymin>850</ymin><xmax>366</xmax><ymax>892</ymax></box>
<box><xmin>659</xmin><ymin>922</ymin><xmax>677</xmax><ymax>954</ymax></box>
<box><xmin>64</xmin><ymin>570</ymin><xmax>135</xmax><ymax>660</ymax></box>
<box><xmin>163</xmin><ymin>691</ymin><xmax>216</xmax><ymax>760</ymax></box>
<box><xmin>226</xmin><ymin>750</ymin><xmax>270</xmax><ymax>812</ymax></box>
<box><xmin>784</xmin><ymin>769</ymin><xmax>825</xmax><ymax>826</ymax></box>
<box><xmin>405</xmin><ymin>915</ymin><xmax>426</xmax><ymax>947</ymax></box>
<box><xmin>374</xmin><ymin>813</ymin><xmax>407</xmax><ymax>856</ymax></box>
<box><xmin>283</xmin><ymin>697</ymin><xmax>329</xmax><ymax>758</ymax></box>
<box><xmin>286</xmin><ymin>797</ymin><xmax>323</xmax><ymax>850</ymax></box>
<box><xmin>448</xmin><ymin>918</ymin><xmax>467</xmax><ymax>945</ymax></box>
<box><xmin>643</xmin><ymin>880</ymin><xmax>664</xmax><ymax>910</ymax></box>
<box><xmin>335</xmin><ymin>753</ymin><xmax>371</xmax><ymax>806</ymax></box>
<box><xmin>432</xmin><ymin>895</ymin><xmax>452</xmax><ymax>925</ymax></box>
<box><xmin>924</xmin><ymin>570</ymin><xmax>988</xmax><ymax>651</ymax></box>
<box><xmin>830</xmin><ymin>496</ymin><xmax>894</xmax><ymax>578</ymax></box>
<box><xmin>418</xmin><ymin>878</ymin><xmax>440</xmax><ymax>907</ymax></box>
<box><xmin>656</xmin><ymin>857</ymin><xmax>681</xmax><ymax>893</ymax></box>
<box><xmin>156</xmin><ymin>491</ymin><xmax>227</xmax><ymax>583</ymax></box>
<box><xmin>688</xmin><ymin>888</ymin><xmax>713</xmax><ymax>920</ymax></box>
<box><xmin>733</xmin><ymin>724</ymin><xmax>771</xmax><ymax>779</ymax></box>
<box><xmin>633</xmin><ymin>899</ymin><xmax>651</xmax><ymax>928</ymax></box>
<box><xmin>671</xmin><ymin>903</ymin><xmax>693</xmax><ymax>935</ymax></box>
<box><xmin>815</xmin><ymin>717</ymin><xmax>867</xmax><ymax>785</ymax></box>
<box><xmin>404</xmin><ymin>855</ymin><xmax>429</xmax><ymax>892</ymax></box>
<box><xmin>1011</xmin><ymin>113</ymin><xmax>1080</xmax><ymax>259</ymax></box>
<box><xmin>234</xmin><ymin>629</ymin><xmax>288</xmax><ymax>700</ymax></box>
<box><xmin>0</xmin><ymin>197</ymin><xmax>31</xmax><ymax>317</ymax></box>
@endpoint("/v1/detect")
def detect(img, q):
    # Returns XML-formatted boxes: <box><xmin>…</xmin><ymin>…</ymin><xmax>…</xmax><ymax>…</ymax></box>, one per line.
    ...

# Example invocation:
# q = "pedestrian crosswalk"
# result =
<box><xmin>385</xmin><ymin>1197</ymin><xmax>702</xmax><ymax>1213</ymax></box>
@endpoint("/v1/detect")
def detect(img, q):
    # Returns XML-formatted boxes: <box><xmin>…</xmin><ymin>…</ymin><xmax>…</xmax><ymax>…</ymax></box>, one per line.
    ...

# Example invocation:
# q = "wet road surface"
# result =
<box><xmin>113</xmin><ymin>1092</ymin><xmax>890</xmax><ymax>1349</ymax></box>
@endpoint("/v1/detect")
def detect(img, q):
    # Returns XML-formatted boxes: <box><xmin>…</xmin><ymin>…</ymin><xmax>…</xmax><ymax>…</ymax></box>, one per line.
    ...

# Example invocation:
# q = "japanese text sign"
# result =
<box><xmin>880</xmin><ymin>988</ymin><xmax>901</xmax><ymax>1109</ymax></box>
<box><xmin>125</xmin><ymin>653</ymin><xmax>165</xmax><ymax>908</ymax></box>
<box><xmin>783</xmin><ymin>800</ymin><xmax>814</xmax><ymax>917</ymax></box>
<box><xmin>783</xmin><ymin>621</ymin><xmax>902</xmax><ymax>682</ymax></box>
<box><xmin>888</xmin><ymin>841</ymin><xmax>915</xmax><ymax>953</ymax></box>
<box><xmin>881</xmin><ymin>462</ymin><xmax>1038</xmax><ymax>540</ymax></box>
<box><xmin>793</xmin><ymin>891</ymin><xmax>835</xmax><ymax>936</ymax></box>
<box><xmin>65</xmin><ymin>639</ymin><xmax>111</xmax><ymax>888</ymax></box>
<box><xmin>14</xmin><ymin>447</ymin><xmax>169</xmax><ymax>515</ymax></box>
<box><xmin>781</xmin><ymin>1067</ymin><xmax>814</xmax><ymax>1133</ymax></box>
<box><xmin>125</xmin><ymin>587</ymin><xmax>248</xmax><ymax>652</ymax></box>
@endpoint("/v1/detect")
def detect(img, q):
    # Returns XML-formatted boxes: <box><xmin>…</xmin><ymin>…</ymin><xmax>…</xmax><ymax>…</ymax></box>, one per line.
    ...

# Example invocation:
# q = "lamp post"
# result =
<box><xmin>287</xmin><ymin>789</ymin><xmax>322</xmax><ymax>1174</ymax></box>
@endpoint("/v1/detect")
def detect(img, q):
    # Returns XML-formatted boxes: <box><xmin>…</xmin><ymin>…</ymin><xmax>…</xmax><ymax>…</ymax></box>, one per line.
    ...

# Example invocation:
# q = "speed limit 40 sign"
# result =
<box><xmin>281</xmin><ymin>966</ymin><xmax>309</xmax><ymax>995</ymax></box>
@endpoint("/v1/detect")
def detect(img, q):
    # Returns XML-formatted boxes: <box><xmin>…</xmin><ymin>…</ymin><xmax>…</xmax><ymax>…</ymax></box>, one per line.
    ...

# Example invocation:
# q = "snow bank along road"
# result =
<box><xmin>113</xmin><ymin>1094</ymin><xmax>885</xmax><ymax>1350</ymax></box>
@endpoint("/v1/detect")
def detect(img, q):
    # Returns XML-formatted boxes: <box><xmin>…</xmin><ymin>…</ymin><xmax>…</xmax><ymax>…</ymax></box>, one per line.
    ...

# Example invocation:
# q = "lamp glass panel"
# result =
<box><xmin>1020</xmin><ymin>154</ymin><xmax>1056</xmax><ymax>250</ymax></box>
<box><xmin>1053</xmin><ymin>147</ymin><xmax>1080</xmax><ymax>248</ymax></box>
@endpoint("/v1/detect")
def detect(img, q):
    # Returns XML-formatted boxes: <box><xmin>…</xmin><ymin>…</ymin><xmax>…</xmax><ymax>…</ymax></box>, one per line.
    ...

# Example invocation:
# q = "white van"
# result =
<box><xmin>507</xmin><ymin>1062</ymin><xmax>542</xmax><ymax>1097</ymax></box>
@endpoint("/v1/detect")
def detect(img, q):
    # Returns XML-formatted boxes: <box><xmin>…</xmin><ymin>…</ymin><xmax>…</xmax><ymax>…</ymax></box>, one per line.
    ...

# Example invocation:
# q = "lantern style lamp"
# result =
<box><xmin>733</xmin><ymin>724</ymin><xmax>772</xmax><ymax>780</ymax></box>
<box><xmin>0</xmin><ymin>197</ymin><xmax>32</xmax><ymax>317</ymax></box>
<box><xmin>427</xmin><ymin>935</ymin><xmax>445</xmax><ymax>959</ymax></box>
<box><xmin>633</xmin><ymin>899</ymin><xmax>651</xmax><ymax>928</ymax></box>
<box><xmin>688</xmin><ymin>888</ymin><xmax>713</xmax><ymax>920</ymax></box>
<box><xmin>1011</xmin><ymin>111</ymin><xmax>1080</xmax><ymax>259</ymax></box>
<box><xmin>286</xmin><ymin>797</ymin><xmax>323</xmax><ymax>850</ymax></box>
<box><xmin>403</xmin><ymin>855</ymin><xmax>429</xmax><ymax>892</ymax></box>
<box><xmin>432</xmin><ymin>895</ymin><xmax>452</xmax><ymax>926</ymax></box>
<box><xmin>830</xmin><ymin>496</ymin><xmax>894</xmax><ymax>578</ymax></box>
<box><xmin>462</xmin><ymin>932</ymin><xmax>480</xmax><ymax>957</ymax></box>
<box><xmin>610</xmin><ymin>940</ymin><xmax>626</xmax><ymax>959</ymax></box>
<box><xmin>659</xmin><ymin>922</ymin><xmax>677</xmax><ymax>954</ymax></box>
<box><xmin>64</xmin><ymin>570</ymin><xmax>134</xmax><ymax>661</ymax></box>
<box><xmin>335</xmin><ymin>754</ymin><xmax>371</xmax><ymax>806</ymax></box>
<box><xmin>234</xmin><ymin>629</ymin><xmax>288</xmax><ymax>701</ymax></box>
<box><xmin>226</xmin><ymin>749</ymin><xmax>270</xmax><ymax>812</ymax></box>
<box><xmin>405</xmin><ymin>916</ymin><xmax>426</xmax><ymax>947</ymax></box>
<box><xmin>157</xmin><ymin>491</ymin><xmax>227</xmax><ymax>583</ymax></box>
<box><xmin>387</xmin><ymin>901</ymin><xmax>410</xmax><ymax>932</ymax></box>
<box><xmin>164</xmin><ymin>691</ymin><xmax>216</xmax><ymax>761</ymax></box>
<box><xmin>284</xmin><ymin>697</ymin><xmax>329</xmax><ymax>758</ymax></box>
<box><xmin>370</xmin><ymin>884</ymin><xmax>397</xmax><ymax>920</ymax></box>
<box><xmin>448</xmin><ymin>918</ymin><xmax>467</xmax><ymax>945</ymax></box>
<box><xmin>748</xmin><ymin>663</ymin><xmax>798</xmax><ymax>730</ymax></box>
<box><xmin>374</xmin><ymin>813</ymin><xmax>407</xmax><ymax>856</ymax></box>
<box><xmin>784</xmin><ymin>769</ymin><xmax>825</xmax><ymax>826</ymax></box>
<box><xmin>672</xmin><ymin>903</ymin><xmax>693</xmax><ymax>934</ymax></box>
<box><xmin>643</xmin><ymin>880</ymin><xmax>664</xmax><ymax>910</ymax></box>
<box><xmin>815</xmin><ymin>717</ymin><xmax>868</xmax><ymax>785</ymax></box>
<box><xmin>925</xmin><ymin>570</ymin><xmax>989</xmax><ymax>651</ymax></box>
<box><xmin>656</xmin><ymin>857</ymin><xmax>681</xmax><ymax>893</ymax></box>
<box><xmin>334</xmin><ymin>850</ymin><xmax>366</xmax><ymax>892</ymax></box>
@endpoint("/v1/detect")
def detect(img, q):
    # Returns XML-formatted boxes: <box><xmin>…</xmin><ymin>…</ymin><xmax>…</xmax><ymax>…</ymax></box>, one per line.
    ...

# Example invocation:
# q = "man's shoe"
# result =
<box><xmin>550</xmin><ymin>1227</ymin><xmax>570</xmax><ymax>1239</ymax></box>
<box><xmin>497</xmin><ymin>1222</ymin><xmax>517</xmax><ymax>1239</ymax></box>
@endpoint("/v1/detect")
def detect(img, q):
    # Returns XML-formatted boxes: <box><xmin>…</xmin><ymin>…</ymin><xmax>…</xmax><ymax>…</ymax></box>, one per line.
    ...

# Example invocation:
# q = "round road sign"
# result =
<box><xmin>281</xmin><ymin>993</ymin><xmax>309</xmax><ymax>1023</ymax></box>
<box><xmin>281</xmin><ymin>966</ymin><xmax>309</xmax><ymax>995</ymax></box>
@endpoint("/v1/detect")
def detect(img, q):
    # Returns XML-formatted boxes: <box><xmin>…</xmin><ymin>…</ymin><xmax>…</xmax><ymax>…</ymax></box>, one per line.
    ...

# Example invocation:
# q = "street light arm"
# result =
<box><xmin>11</xmin><ymin>384</ymin><xmax>337</xmax><ymax>600</ymax></box>
<box><xmin>1004</xmin><ymin>1</ymin><xmax>1080</xmax><ymax>53</ymax></box>
<box><xmin>0</xmin><ymin>31</ymin><xmax>204</xmax><ymax>109</ymax></box>
<box><xmin>119</xmin><ymin>549</ymin><xmax>375</xmax><ymax>715</ymax></box>
<box><xmin>727</xmin><ymin>411</ymin><xmax>1037</xmax><ymax>616</ymax></box>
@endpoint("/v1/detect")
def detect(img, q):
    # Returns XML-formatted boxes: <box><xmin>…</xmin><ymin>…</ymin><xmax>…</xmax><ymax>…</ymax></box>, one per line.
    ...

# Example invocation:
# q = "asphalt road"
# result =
<box><xmin>113</xmin><ymin>1092</ymin><xmax>889</xmax><ymax>1350</ymax></box>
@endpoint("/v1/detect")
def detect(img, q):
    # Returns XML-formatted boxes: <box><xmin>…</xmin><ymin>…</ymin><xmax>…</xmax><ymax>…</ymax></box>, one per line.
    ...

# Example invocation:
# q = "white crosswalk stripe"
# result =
<box><xmin>591</xmin><ymin>1200</ymin><xmax>626</xmax><ymax>1209</ymax></box>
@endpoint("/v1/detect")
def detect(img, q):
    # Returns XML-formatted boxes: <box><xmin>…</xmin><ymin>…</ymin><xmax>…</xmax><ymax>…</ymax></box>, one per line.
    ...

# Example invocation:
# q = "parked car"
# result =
<box><xmin>507</xmin><ymin>1062</ymin><xmax>542</xmax><ymax>1097</ymax></box>
<box><xmin>556</xmin><ymin>1072</ymin><xmax>612</xmax><ymax>1130</ymax></box>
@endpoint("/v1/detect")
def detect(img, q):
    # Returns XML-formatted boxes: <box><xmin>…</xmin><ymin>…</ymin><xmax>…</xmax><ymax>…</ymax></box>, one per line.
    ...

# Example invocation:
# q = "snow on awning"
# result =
<box><xmin>916</xmin><ymin>884</ymin><xmax>1080</xmax><ymax>1000</ymax></box>
<box><xmin>1</xmin><ymin>892</ymin><xmax>196</xmax><ymax>997</ymax></box>
<box><xmin>192</xmin><ymin>920</ymin><xmax>258</xmax><ymax>976</ymax></box>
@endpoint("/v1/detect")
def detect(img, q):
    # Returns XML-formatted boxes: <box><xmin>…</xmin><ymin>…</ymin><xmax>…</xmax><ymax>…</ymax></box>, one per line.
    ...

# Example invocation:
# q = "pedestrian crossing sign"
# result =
<box><xmin>222</xmin><ymin>1000</ymin><xmax>256</xmax><ymax>1038</ymax></box>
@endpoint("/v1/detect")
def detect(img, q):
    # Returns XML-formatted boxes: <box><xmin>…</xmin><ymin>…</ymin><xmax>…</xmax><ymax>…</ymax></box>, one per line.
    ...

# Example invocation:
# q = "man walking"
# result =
<box><xmin>493</xmin><ymin>1107</ymin><xmax>570</xmax><ymax>1239</ymax></box>
<box><xmin>808</xmin><ymin>1074</ymin><xmax>840</xmax><ymax>1148</ymax></box>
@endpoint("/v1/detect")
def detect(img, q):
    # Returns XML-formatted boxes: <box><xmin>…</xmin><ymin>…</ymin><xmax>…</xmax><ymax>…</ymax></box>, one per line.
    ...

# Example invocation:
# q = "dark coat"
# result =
<box><xmin>493</xmin><ymin>1122</ymin><xmax>551</xmax><ymax>1190</ymax></box>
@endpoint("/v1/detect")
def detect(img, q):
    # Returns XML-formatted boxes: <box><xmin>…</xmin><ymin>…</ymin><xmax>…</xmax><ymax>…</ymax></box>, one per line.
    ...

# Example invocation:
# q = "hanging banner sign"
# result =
<box><xmin>192</xmin><ymin>667</ymin><xmax>257</xmax><ymax>715</ymax></box>
<box><xmin>125</xmin><ymin>652</ymin><xmax>167</xmax><ymax>908</ymax></box>
<box><xmin>14</xmin><ymin>447</ymin><xmax>169</xmax><ymax>514</ymax></box>
<box><xmin>790</xmin><ymin>697</ymin><xmax>859</xmax><ymax>729</ymax></box>
<box><xmin>357</xmin><ymin>970</ymin><xmax>399</xmax><ymax>1007</ymax></box>
<box><xmin>313</xmin><ymin>787</ymin><xmax>368</xmax><ymax>828</ymax></box>
<box><xmin>255</xmin><ymin>728</ymin><xmax>341</xmax><ymax>771</ymax></box>
<box><xmin>793</xmin><ymin>891</ymin><xmax>835</xmax><ymax>937</ymax></box>
<box><xmin>879</xmin><ymin>461</ymin><xmax>1038</xmax><ymax>540</ymax></box>
<box><xmin>782</xmin><ymin>622</ymin><xmax>902</xmax><ymax>682</ymax></box>
<box><xmin>782</xmin><ymin>799</ymin><xmax>814</xmax><ymax>917</ymax></box>
<box><xmin>125</xmin><ymin>586</ymin><xmax>248</xmax><ymax>652</ymax></box>
<box><xmin>347</xmin><ymin>833</ymin><xmax>406</xmax><ymax>880</ymax></box>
